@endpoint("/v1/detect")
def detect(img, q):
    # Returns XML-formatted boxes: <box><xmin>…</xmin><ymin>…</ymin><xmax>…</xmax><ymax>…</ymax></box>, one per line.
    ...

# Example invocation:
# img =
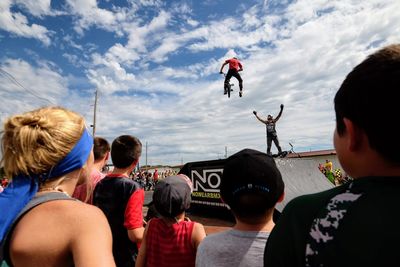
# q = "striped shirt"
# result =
<box><xmin>145</xmin><ymin>218</ymin><xmax>196</xmax><ymax>267</ymax></box>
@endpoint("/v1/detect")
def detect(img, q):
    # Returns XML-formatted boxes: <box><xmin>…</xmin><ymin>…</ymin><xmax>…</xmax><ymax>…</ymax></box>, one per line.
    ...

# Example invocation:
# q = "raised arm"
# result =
<box><xmin>274</xmin><ymin>104</ymin><xmax>284</xmax><ymax>122</ymax></box>
<box><xmin>253</xmin><ymin>111</ymin><xmax>267</xmax><ymax>124</ymax></box>
<box><xmin>219</xmin><ymin>61</ymin><xmax>228</xmax><ymax>73</ymax></box>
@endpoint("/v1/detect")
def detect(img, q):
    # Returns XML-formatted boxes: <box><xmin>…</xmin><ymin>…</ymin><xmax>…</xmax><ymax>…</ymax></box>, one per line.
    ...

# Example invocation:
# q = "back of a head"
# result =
<box><xmin>220</xmin><ymin>149</ymin><xmax>284</xmax><ymax>222</ymax></box>
<box><xmin>153</xmin><ymin>175</ymin><xmax>192</xmax><ymax>219</ymax></box>
<box><xmin>93</xmin><ymin>137</ymin><xmax>110</xmax><ymax>161</ymax></box>
<box><xmin>111</xmin><ymin>135</ymin><xmax>142</xmax><ymax>168</ymax></box>
<box><xmin>334</xmin><ymin>44</ymin><xmax>400</xmax><ymax>163</ymax></box>
<box><xmin>1</xmin><ymin>106</ymin><xmax>85</xmax><ymax>179</ymax></box>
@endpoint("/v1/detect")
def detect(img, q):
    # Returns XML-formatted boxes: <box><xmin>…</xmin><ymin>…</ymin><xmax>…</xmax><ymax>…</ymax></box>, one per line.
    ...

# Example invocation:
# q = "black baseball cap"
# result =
<box><xmin>153</xmin><ymin>175</ymin><xmax>192</xmax><ymax>218</ymax></box>
<box><xmin>220</xmin><ymin>148</ymin><xmax>284</xmax><ymax>210</ymax></box>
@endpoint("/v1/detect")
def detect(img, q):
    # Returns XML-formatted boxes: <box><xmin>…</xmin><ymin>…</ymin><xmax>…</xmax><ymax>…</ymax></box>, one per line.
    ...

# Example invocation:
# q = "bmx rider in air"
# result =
<box><xmin>219</xmin><ymin>57</ymin><xmax>243</xmax><ymax>97</ymax></box>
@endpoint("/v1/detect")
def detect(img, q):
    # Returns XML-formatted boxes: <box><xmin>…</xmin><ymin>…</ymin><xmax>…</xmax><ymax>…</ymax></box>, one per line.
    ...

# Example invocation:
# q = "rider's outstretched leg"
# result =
<box><xmin>237</xmin><ymin>74</ymin><xmax>243</xmax><ymax>97</ymax></box>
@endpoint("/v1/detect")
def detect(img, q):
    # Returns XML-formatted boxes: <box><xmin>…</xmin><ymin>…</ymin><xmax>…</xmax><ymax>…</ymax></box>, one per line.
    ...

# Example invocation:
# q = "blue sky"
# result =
<box><xmin>1</xmin><ymin>0</ymin><xmax>400</xmax><ymax>166</ymax></box>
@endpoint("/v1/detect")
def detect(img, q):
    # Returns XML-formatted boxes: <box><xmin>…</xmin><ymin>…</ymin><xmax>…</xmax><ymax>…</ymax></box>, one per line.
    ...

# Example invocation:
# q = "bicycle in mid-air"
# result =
<box><xmin>220</xmin><ymin>72</ymin><xmax>234</xmax><ymax>98</ymax></box>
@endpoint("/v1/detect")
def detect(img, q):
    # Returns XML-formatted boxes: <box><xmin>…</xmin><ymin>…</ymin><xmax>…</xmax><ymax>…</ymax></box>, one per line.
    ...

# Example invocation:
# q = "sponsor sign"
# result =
<box><xmin>179</xmin><ymin>159</ymin><xmax>228</xmax><ymax>208</ymax></box>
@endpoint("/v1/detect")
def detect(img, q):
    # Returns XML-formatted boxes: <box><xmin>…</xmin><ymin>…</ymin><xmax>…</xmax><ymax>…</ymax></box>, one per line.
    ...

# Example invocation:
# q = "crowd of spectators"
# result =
<box><xmin>318</xmin><ymin>159</ymin><xmax>353</xmax><ymax>186</ymax></box>
<box><xmin>131</xmin><ymin>169</ymin><xmax>177</xmax><ymax>191</ymax></box>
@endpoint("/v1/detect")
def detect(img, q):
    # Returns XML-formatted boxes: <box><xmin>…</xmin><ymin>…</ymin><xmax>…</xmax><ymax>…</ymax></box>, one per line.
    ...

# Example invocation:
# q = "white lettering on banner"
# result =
<box><xmin>191</xmin><ymin>168</ymin><xmax>223</xmax><ymax>192</ymax></box>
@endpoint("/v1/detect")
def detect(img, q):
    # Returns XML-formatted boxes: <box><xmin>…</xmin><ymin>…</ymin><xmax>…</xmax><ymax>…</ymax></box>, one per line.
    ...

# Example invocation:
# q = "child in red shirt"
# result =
<box><xmin>135</xmin><ymin>175</ymin><xmax>206</xmax><ymax>267</ymax></box>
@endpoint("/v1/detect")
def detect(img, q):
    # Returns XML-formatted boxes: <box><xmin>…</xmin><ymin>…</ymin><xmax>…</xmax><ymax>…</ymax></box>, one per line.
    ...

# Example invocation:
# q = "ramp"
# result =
<box><xmin>274</xmin><ymin>157</ymin><xmax>335</xmax><ymax>212</ymax></box>
<box><xmin>179</xmin><ymin>156</ymin><xmax>336</xmax><ymax>213</ymax></box>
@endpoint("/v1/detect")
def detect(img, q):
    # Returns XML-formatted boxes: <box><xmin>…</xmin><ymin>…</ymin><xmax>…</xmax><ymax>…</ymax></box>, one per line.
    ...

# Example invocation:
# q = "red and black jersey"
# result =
<box><xmin>93</xmin><ymin>174</ymin><xmax>144</xmax><ymax>267</ymax></box>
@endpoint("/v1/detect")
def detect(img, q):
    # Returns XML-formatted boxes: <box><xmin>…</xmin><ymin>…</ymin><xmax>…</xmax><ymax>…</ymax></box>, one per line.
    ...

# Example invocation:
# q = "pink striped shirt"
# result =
<box><xmin>73</xmin><ymin>169</ymin><xmax>104</xmax><ymax>204</ymax></box>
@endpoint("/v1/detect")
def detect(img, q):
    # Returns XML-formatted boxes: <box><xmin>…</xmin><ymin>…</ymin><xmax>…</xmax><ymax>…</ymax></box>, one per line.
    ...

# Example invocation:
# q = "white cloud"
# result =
<box><xmin>15</xmin><ymin>0</ymin><xmax>55</xmax><ymax>17</ymax></box>
<box><xmin>63</xmin><ymin>34</ymin><xmax>83</xmax><ymax>50</ymax></box>
<box><xmin>0</xmin><ymin>59</ymin><xmax>69</xmax><ymax>115</ymax></box>
<box><xmin>0</xmin><ymin>0</ymin><xmax>51</xmax><ymax>45</ymax></box>
<box><xmin>66</xmin><ymin>0</ymin><xmax>122</xmax><ymax>34</ymax></box>
<box><xmin>62</xmin><ymin>53</ymin><xmax>81</xmax><ymax>67</ymax></box>
<box><xmin>135</xmin><ymin>0</ymin><xmax>163</xmax><ymax>7</ymax></box>
<box><xmin>66</xmin><ymin>0</ymin><xmax>156</xmax><ymax>36</ymax></box>
<box><xmin>186</xmin><ymin>18</ymin><xmax>199</xmax><ymax>27</ymax></box>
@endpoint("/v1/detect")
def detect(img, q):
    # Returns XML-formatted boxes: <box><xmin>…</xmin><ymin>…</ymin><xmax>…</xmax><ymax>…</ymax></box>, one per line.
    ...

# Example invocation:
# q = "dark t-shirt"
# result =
<box><xmin>93</xmin><ymin>176</ymin><xmax>142</xmax><ymax>267</ymax></box>
<box><xmin>264</xmin><ymin>176</ymin><xmax>400</xmax><ymax>267</ymax></box>
<box><xmin>266</xmin><ymin>121</ymin><xmax>277</xmax><ymax>137</ymax></box>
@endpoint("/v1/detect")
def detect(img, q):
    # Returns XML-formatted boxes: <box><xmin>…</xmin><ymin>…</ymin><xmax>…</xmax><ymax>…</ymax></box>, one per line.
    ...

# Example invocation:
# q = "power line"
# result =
<box><xmin>0</xmin><ymin>68</ymin><xmax>55</xmax><ymax>105</ymax></box>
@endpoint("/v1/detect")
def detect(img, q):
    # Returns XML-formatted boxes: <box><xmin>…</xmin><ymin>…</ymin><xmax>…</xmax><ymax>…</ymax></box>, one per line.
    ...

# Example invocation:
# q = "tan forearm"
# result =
<box><xmin>127</xmin><ymin>227</ymin><xmax>145</xmax><ymax>243</ymax></box>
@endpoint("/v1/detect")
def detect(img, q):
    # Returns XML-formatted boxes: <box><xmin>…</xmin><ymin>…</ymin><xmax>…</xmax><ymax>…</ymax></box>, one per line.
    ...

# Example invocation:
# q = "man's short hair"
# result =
<box><xmin>93</xmin><ymin>137</ymin><xmax>110</xmax><ymax>161</ymax></box>
<box><xmin>110</xmin><ymin>135</ymin><xmax>142</xmax><ymax>168</ymax></box>
<box><xmin>334</xmin><ymin>44</ymin><xmax>400</xmax><ymax>163</ymax></box>
<box><xmin>220</xmin><ymin>149</ymin><xmax>284</xmax><ymax>222</ymax></box>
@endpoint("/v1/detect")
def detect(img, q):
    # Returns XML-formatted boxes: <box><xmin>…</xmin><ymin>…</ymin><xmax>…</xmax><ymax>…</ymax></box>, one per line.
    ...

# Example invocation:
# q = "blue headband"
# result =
<box><xmin>0</xmin><ymin>128</ymin><xmax>93</xmax><ymax>241</ymax></box>
<box><xmin>43</xmin><ymin>129</ymin><xmax>93</xmax><ymax>181</ymax></box>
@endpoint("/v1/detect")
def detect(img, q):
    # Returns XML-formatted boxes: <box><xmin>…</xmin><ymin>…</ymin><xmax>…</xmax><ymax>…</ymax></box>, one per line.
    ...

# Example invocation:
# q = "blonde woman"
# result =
<box><xmin>0</xmin><ymin>106</ymin><xmax>115</xmax><ymax>267</ymax></box>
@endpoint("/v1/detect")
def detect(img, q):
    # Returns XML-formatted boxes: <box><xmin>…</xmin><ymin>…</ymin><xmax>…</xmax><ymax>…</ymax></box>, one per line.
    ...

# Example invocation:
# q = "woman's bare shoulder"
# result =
<box><xmin>10</xmin><ymin>200</ymin><xmax>111</xmax><ymax>266</ymax></box>
<box><xmin>53</xmin><ymin>200</ymin><xmax>109</xmax><ymax>229</ymax></box>
<box><xmin>18</xmin><ymin>198</ymin><xmax>109</xmax><ymax>232</ymax></box>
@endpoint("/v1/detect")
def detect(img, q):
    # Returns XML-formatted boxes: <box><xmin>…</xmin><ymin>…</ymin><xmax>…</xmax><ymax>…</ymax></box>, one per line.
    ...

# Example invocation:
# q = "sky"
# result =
<box><xmin>1</xmin><ymin>0</ymin><xmax>400</xmax><ymax>166</ymax></box>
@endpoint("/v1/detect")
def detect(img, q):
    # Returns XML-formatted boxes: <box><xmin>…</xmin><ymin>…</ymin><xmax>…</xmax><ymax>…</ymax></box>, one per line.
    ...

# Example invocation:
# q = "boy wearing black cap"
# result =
<box><xmin>136</xmin><ymin>175</ymin><xmax>206</xmax><ymax>267</ymax></box>
<box><xmin>196</xmin><ymin>148</ymin><xmax>284</xmax><ymax>267</ymax></box>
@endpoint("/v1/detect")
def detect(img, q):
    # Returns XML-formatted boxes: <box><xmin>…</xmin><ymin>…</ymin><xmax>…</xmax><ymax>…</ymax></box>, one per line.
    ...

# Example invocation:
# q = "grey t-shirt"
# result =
<box><xmin>196</xmin><ymin>229</ymin><xmax>270</xmax><ymax>267</ymax></box>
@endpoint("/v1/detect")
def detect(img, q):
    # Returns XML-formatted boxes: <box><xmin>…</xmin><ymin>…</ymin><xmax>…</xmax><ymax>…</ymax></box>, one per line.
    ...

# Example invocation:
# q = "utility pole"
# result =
<box><xmin>145</xmin><ymin>141</ymin><xmax>148</xmax><ymax>169</ymax></box>
<box><xmin>225</xmin><ymin>146</ymin><xmax>228</xmax><ymax>158</ymax></box>
<box><xmin>92</xmin><ymin>90</ymin><xmax>98</xmax><ymax>136</ymax></box>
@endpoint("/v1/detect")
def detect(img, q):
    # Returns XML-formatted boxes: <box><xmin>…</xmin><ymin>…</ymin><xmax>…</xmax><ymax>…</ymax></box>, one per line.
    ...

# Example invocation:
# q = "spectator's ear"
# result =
<box><xmin>277</xmin><ymin>192</ymin><xmax>285</xmax><ymax>203</ymax></box>
<box><xmin>130</xmin><ymin>159</ymin><xmax>139</xmax><ymax>170</ymax></box>
<box><xmin>343</xmin><ymin>118</ymin><xmax>364</xmax><ymax>151</ymax></box>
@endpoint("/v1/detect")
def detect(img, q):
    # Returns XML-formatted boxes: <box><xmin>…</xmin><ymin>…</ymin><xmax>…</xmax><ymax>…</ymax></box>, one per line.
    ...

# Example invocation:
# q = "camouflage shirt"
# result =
<box><xmin>264</xmin><ymin>176</ymin><xmax>400</xmax><ymax>267</ymax></box>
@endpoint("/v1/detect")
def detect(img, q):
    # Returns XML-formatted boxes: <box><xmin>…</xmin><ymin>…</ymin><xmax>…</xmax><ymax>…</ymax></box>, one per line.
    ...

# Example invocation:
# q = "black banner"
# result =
<box><xmin>179</xmin><ymin>159</ymin><xmax>228</xmax><ymax>209</ymax></box>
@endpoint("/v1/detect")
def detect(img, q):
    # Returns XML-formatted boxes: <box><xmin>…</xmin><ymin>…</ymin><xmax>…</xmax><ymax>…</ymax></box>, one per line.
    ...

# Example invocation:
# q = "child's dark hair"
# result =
<box><xmin>93</xmin><ymin>137</ymin><xmax>110</xmax><ymax>161</ymax></box>
<box><xmin>111</xmin><ymin>135</ymin><xmax>142</xmax><ymax>168</ymax></box>
<box><xmin>220</xmin><ymin>149</ymin><xmax>284</xmax><ymax>223</ymax></box>
<box><xmin>334</xmin><ymin>44</ymin><xmax>400</xmax><ymax>163</ymax></box>
<box><xmin>228</xmin><ymin>192</ymin><xmax>278</xmax><ymax>224</ymax></box>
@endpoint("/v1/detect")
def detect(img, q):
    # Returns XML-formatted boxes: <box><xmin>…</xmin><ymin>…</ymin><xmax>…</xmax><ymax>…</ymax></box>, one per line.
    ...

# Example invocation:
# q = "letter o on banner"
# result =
<box><xmin>207</xmin><ymin>173</ymin><xmax>221</xmax><ymax>189</ymax></box>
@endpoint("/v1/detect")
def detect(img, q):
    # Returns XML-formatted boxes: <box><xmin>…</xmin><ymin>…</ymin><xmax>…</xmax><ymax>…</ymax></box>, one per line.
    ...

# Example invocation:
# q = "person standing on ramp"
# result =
<box><xmin>253</xmin><ymin>104</ymin><xmax>284</xmax><ymax>156</ymax></box>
